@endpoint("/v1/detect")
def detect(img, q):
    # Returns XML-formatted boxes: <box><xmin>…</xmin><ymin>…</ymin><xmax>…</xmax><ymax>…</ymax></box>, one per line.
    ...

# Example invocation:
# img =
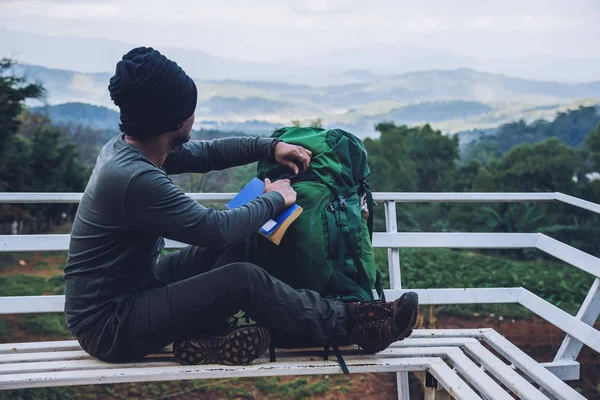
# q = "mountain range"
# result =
<box><xmin>4</xmin><ymin>27</ymin><xmax>600</xmax><ymax>83</ymax></box>
<box><xmin>6</xmin><ymin>27</ymin><xmax>600</xmax><ymax>137</ymax></box>
<box><xmin>20</xmin><ymin>62</ymin><xmax>600</xmax><ymax>137</ymax></box>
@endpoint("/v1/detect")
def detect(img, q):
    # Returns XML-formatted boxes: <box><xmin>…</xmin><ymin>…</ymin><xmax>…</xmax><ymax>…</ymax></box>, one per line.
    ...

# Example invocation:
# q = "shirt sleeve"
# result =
<box><xmin>123</xmin><ymin>169</ymin><xmax>286</xmax><ymax>248</ymax></box>
<box><xmin>163</xmin><ymin>136</ymin><xmax>280</xmax><ymax>174</ymax></box>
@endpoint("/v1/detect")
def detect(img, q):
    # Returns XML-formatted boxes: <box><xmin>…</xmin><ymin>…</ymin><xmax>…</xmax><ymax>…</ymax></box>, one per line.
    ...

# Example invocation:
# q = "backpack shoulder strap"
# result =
<box><xmin>336</xmin><ymin>195</ymin><xmax>385</xmax><ymax>301</ymax></box>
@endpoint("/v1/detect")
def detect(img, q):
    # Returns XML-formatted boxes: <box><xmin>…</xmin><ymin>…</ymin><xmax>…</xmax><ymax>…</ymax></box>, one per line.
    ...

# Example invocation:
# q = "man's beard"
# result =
<box><xmin>169</xmin><ymin>131</ymin><xmax>191</xmax><ymax>148</ymax></box>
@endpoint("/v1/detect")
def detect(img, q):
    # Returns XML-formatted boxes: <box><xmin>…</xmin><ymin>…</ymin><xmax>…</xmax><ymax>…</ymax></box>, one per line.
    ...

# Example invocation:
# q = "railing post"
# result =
<box><xmin>385</xmin><ymin>200</ymin><xmax>409</xmax><ymax>400</ymax></box>
<box><xmin>553</xmin><ymin>278</ymin><xmax>600</xmax><ymax>363</ymax></box>
<box><xmin>385</xmin><ymin>201</ymin><xmax>402</xmax><ymax>289</ymax></box>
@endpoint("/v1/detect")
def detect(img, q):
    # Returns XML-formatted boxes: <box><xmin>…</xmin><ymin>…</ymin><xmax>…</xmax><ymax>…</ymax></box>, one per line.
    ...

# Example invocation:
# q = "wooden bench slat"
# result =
<box><xmin>0</xmin><ymin>331</ymin><xmax>485</xmax><ymax>354</ymax></box>
<box><xmin>0</xmin><ymin>337</ymin><xmax>480</xmax><ymax>364</ymax></box>
<box><xmin>0</xmin><ymin>347</ymin><xmax>512</xmax><ymax>399</ymax></box>
<box><xmin>0</xmin><ymin>359</ymin><xmax>175</xmax><ymax>374</ymax></box>
<box><xmin>0</xmin><ymin>340</ymin><xmax>81</xmax><ymax>354</ymax></box>
<box><xmin>0</xmin><ymin>350</ymin><xmax>92</xmax><ymax>364</ymax></box>
<box><xmin>0</xmin><ymin>346</ymin><xmax>465</xmax><ymax>374</ymax></box>
<box><xmin>0</xmin><ymin>357</ymin><xmax>482</xmax><ymax>397</ymax></box>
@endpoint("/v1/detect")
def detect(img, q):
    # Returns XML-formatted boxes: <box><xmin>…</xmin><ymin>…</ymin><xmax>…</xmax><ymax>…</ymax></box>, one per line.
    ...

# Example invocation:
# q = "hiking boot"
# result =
<box><xmin>173</xmin><ymin>325</ymin><xmax>271</xmax><ymax>366</ymax></box>
<box><xmin>348</xmin><ymin>291</ymin><xmax>419</xmax><ymax>353</ymax></box>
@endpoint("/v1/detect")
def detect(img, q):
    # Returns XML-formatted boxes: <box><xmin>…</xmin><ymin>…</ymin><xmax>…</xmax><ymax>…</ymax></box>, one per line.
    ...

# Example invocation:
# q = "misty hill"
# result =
<box><xmin>31</xmin><ymin>103</ymin><xmax>119</xmax><ymax>131</ymax></box>
<box><xmin>460</xmin><ymin>105</ymin><xmax>600</xmax><ymax>164</ymax></box>
<box><xmin>16</xmin><ymin>63</ymin><xmax>600</xmax><ymax>137</ymax></box>
<box><xmin>5</xmin><ymin>27</ymin><xmax>600</xmax><ymax>83</ymax></box>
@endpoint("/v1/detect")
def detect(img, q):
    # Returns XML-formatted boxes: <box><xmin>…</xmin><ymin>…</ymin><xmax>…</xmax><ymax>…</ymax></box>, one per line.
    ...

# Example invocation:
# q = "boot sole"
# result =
<box><xmin>395</xmin><ymin>291</ymin><xmax>419</xmax><ymax>340</ymax></box>
<box><xmin>173</xmin><ymin>326</ymin><xmax>271</xmax><ymax>366</ymax></box>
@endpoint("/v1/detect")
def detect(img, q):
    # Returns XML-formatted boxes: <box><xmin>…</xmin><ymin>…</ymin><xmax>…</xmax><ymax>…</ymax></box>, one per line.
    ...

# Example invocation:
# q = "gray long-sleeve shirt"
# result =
<box><xmin>64</xmin><ymin>133</ymin><xmax>285</xmax><ymax>335</ymax></box>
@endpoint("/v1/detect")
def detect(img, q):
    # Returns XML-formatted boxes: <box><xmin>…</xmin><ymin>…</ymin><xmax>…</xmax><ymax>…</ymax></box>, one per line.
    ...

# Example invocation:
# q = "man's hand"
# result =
<box><xmin>264</xmin><ymin>178</ymin><xmax>297</xmax><ymax>207</ymax></box>
<box><xmin>274</xmin><ymin>142</ymin><xmax>312</xmax><ymax>175</ymax></box>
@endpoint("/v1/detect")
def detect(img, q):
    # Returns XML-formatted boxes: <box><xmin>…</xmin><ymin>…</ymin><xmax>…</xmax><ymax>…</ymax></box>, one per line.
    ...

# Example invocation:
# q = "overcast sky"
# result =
<box><xmin>1</xmin><ymin>0</ymin><xmax>599</xmax><ymax>63</ymax></box>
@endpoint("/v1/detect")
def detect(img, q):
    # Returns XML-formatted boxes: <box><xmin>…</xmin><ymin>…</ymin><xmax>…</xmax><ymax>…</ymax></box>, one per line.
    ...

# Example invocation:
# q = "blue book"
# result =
<box><xmin>226</xmin><ymin>177</ymin><xmax>303</xmax><ymax>245</ymax></box>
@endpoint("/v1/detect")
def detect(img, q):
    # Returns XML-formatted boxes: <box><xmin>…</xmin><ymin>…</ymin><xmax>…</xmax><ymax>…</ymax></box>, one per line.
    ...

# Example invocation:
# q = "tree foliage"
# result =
<box><xmin>0</xmin><ymin>59</ymin><xmax>88</xmax><ymax>232</ymax></box>
<box><xmin>365</xmin><ymin>111</ymin><xmax>600</xmax><ymax>257</ymax></box>
<box><xmin>462</xmin><ymin>106</ymin><xmax>600</xmax><ymax>165</ymax></box>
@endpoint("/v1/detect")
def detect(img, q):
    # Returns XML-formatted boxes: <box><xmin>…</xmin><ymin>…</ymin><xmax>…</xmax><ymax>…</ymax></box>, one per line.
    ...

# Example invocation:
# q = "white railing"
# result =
<box><xmin>0</xmin><ymin>191</ymin><xmax>599</xmax><ymax>397</ymax></box>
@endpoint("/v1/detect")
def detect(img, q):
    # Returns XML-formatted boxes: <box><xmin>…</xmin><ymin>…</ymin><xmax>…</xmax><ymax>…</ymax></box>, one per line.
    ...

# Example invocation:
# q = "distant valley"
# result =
<box><xmin>20</xmin><ymin>63</ymin><xmax>600</xmax><ymax>138</ymax></box>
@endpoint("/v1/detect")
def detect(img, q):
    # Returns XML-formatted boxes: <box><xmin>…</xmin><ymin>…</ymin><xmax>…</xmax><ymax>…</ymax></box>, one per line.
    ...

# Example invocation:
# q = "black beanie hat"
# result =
<box><xmin>108</xmin><ymin>47</ymin><xmax>197</xmax><ymax>137</ymax></box>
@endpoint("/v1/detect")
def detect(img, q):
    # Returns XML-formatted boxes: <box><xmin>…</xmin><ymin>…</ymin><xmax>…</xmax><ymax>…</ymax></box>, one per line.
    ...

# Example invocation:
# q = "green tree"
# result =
<box><xmin>495</xmin><ymin>138</ymin><xmax>583</xmax><ymax>193</ymax></box>
<box><xmin>0</xmin><ymin>58</ymin><xmax>44</xmax><ymax>189</ymax></box>
<box><xmin>0</xmin><ymin>58</ymin><xmax>88</xmax><ymax>232</ymax></box>
<box><xmin>309</xmin><ymin>118</ymin><xmax>323</xmax><ymax>128</ymax></box>
<box><xmin>369</xmin><ymin>122</ymin><xmax>459</xmax><ymax>193</ymax></box>
<box><xmin>584</xmin><ymin>123</ymin><xmax>600</xmax><ymax>171</ymax></box>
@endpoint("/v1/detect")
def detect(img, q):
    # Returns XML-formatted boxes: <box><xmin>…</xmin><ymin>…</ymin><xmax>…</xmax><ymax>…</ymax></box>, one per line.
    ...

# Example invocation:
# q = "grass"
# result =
<box><xmin>0</xmin><ymin>375</ymin><xmax>352</xmax><ymax>400</ymax></box>
<box><xmin>21</xmin><ymin>314</ymin><xmax>70</xmax><ymax>336</ymax></box>
<box><xmin>0</xmin><ymin>274</ymin><xmax>64</xmax><ymax>296</ymax></box>
<box><xmin>374</xmin><ymin>247</ymin><xmax>594</xmax><ymax>318</ymax></box>
<box><xmin>0</xmin><ymin>319</ymin><xmax>13</xmax><ymax>341</ymax></box>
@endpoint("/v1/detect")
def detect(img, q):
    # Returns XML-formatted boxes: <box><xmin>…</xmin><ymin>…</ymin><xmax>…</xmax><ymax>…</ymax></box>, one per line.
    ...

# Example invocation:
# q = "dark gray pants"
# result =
<box><xmin>76</xmin><ymin>243</ymin><xmax>349</xmax><ymax>362</ymax></box>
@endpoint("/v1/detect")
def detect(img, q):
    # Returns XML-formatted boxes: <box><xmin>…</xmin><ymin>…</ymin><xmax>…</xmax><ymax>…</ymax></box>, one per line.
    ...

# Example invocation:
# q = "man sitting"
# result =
<box><xmin>64</xmin><ymin>46</ymin><xmax>418</xmax><ymax>366</ymax></box>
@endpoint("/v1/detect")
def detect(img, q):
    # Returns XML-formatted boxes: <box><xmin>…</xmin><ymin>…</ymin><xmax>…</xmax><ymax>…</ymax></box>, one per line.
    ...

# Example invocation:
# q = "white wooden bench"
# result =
<box><xmin>1</xmin><ymin>192</ymin><xmax>599</xmax><ymax>399</ymax></box>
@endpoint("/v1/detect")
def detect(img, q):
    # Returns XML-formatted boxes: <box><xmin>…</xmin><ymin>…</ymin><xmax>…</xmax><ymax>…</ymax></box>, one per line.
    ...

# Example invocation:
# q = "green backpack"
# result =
<box><xmin>248</xmin><ymin>126</ymin><xmax>384</xmax><ymax>303</ymax></box>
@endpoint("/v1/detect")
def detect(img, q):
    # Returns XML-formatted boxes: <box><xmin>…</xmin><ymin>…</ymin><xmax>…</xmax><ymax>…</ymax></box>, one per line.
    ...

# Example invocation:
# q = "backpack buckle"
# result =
<box><xmin>338</xmin><ymin>196</ymin><xmax>347</xmax><ymax>209</ymax></box>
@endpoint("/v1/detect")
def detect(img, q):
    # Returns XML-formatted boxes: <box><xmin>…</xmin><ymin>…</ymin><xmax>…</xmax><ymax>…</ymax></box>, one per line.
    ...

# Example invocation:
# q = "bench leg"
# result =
<box><xmin>397</xmin><ymin>372</ymin><xmax>410</xmax><ymax>399</ymax></box>
<box><xmin>414</xmin><ymin>371</ymin><xmax>453</xmax><ymax>400</ymax></box>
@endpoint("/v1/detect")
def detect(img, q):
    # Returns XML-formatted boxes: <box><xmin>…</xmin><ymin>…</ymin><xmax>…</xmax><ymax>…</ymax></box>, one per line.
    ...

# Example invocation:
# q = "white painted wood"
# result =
<box><xmin>0</xmin><ymin>340</ymin><xmax>80</xmax><ymax>354</ymax></box>
<box><xmin>353</xmin><ymin>345</ymin><xmax>509</xmax><ymax>399</ymax></box>
<box><xmin>2</xmin><ymin>191</ymin><xmax>598</xmax><ymax>215</ymax></box>
<box><xmin>0</xmin><ymin>193</ymin><xmax>84</xmax><ymax>203</ymax></box>
<box><xmin>0</xmin><ymin>234</ymin><xmax>71</xmax><ymax>252</ymax></box>
<box><xmin>371</xmin><ymin>192</ymin><xmax>556</xmax><ymax>202</ymax></box>
<box><xmin>425</xmin><ymin>361</ymin><xmax>481</xmax><ymax>400</ymax></box>
<box><xmin>0</xmin><ymin>345</ymin><xmax>510</xmax><ymax>399</ymax></box>
<box><xmin>0</xmin><ymin>334</ymin><xmax>474</xmax><ymax>356</ymax></box>
<box><xmin>554</xmin><ymin>192</ymin><xmax>600</xmax><ymax>215</ymax></box>
<box><xmin>419</xmin><ymin>348</ymin><xmax>513</xmax><ymax>400</ymax></box>
<box><xmin>396</xmin><ymin>372</ymin><xmax>411</xmax><ymax>400</ymax></box>
<box><xmin>0</xmin><ymin>357</ymin><xmax>465</xmax><ymax>393</ymax></box>
<box><xmin>0</xmin><ymin>350</ymin><xmax>92</xmax><ymax>364</ymax></box>
<box><xmin>0</xmin><ymin>338</ymin><xmax>478</xmax><ymax>364</ymax></box>
<box><xmin>0</xmin><ymin>296</ymin><xmax>66</xmax><ymax>314</ymax></box>
<box><xmin>554</xmin><ymin>278</ymin><xmax>600</xmax><ymax>362</ymax></box>
<box><xmin>0</xmin><ymin>332</ymin><xmax>584</xmax><ymax>398</ymax></box>
<box><xmin>384</xmin><ymin>201</ymin><xmax>402</xmax><ymax>289</ymax></box>
<box><xmin>0</xmin><ymin>232</ymin><xmax>540</xmax><ymax>253</ymax></box>
<box><xmin>416</xmin><ymin>371</ymin><xmax>452</xmax><ymax>400</ymax></box>
<box><xmin>461</xmin><ymin>342</ymin><xmax>549</xmax><ymax>400</ymax></box>
<box><xmin>0</xmin><ymin>234</ymin><xmax>187</xmax><ymax>252</ymax></box>
<box><xmin>396</xmin><ymin>288</ymin><xmax>521</xmax><ymax>305</ymax></box>
<box><xmin>398</xmin><ymin>336</ymin><xmax>561</xmax><ymax>399</ymax></box>
<box><xmin>540</xmin><ymin>360</ymin><xmax>580</xmax><ymax>381</ymax></box>
<box><xmin>374</xmin><ymin>232</ymin><xmax>539</xmax><ymax>249</ymax></box>
<box><xmin>517</xmin><ymin>289</ymin><xmax>600</xmax><ymax>354</ymax></box>
<box><xmin>0</xmin><ymin>359</ymin><xmax>176</xmax><ymax>374</ymax></box>
<box><xmin>407</xmin><ymin>330</ymin><xmax>580</xmax><ymax>382</ymax></box>
<box><xmin>0</xmin><ymin>288</ymin><xmax>521</xmax><ymax>315</ymax></box>
<box><xmin>536</xmin><ymin>233</ymin><xmax>600</xmax><ymax>278</ymax></box>
<box><xmin>0</xmin><ymin>192</ymin><xmax>236</xmax><ymax>203</ymax></box>
<box><xmin>0</xmin><ymin>192</ymin><xmax>557</xmax><ymax>204</ymax></box>
<box><xmin>395</xmin><ymin>337</ymin><xmax>480</xmax><ymax>347</ymax></box>
<box><xmin>411</xmin><ymin>329</ymin><xmax>490</xmax><ymax>338</ymax></box>
<box><xmin>481</xmin><ymin>330</ymin><xmax>587</xmax><ymax>400</ymax></box>
<box><xmin>384</xmin><ymin>200</ymin><xmax>408</xmax><ymax>400</ymax></box>
<box><xmin>1</xmin><ymin>190</ymin><xmax>599</xmax><ymax>395</ymax></box>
